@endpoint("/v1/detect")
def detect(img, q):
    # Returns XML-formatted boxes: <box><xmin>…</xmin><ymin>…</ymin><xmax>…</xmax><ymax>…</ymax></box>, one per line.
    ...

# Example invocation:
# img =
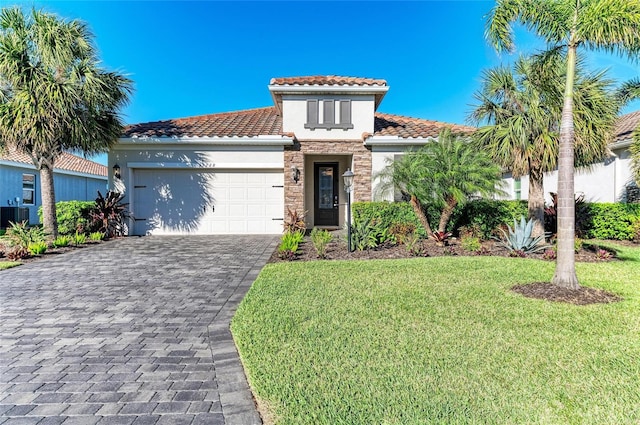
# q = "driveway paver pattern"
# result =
<box><xmin>0</xmin><ymin>235</ymin><xmax>278</xmax><ymax>425</ymax></box>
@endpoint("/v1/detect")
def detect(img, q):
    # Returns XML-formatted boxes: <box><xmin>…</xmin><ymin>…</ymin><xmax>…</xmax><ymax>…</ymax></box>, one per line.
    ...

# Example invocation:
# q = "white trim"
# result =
<box><xmin>117</xmin><ymin>135</ymin><xmax>294</xmax><ymax>145</ymax></box>
<box><xmin>364</xmin><ymin>135</ymin><xmax>437</xmax><ymax>146</ymax></box>
<box><xmin>0</xmin><ymin>160</ymin><xmax>107</xmax><ymax>180</ymax></box>
<box><xmin>126</xmin><ymin>162</ymin><xmax>284</xmax><ymax>170</ymax></box>
<box><xmin>610</xmin><ymin>138</ymin><xmax>633</xmax><ymax>150</ymax></box>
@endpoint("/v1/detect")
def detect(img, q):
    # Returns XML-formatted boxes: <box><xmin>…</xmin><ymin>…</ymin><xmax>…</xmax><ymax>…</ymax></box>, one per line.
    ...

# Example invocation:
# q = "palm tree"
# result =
<box><xmin>487</xmin><ymin>0</ymin><xmax>640</xmax><ymax>289</ymax></box>
<box><xmin>618</xmin><ymin>78</ymin><xmax>640</xmax><ymax>186</ymax></box>
<box><xmin>471</xmin><ymin>55</ymin><xmax>619</xmax><ymax>238</ymax></box>
<box><xmin>375</xmin><ymin>128</ymin><xmax>504</xmax><ymax>236</ymax></box>
<box><xmin>0</xmin><ymin>7</ymin><xmax>132</xmax><ymax>238</ymax></box>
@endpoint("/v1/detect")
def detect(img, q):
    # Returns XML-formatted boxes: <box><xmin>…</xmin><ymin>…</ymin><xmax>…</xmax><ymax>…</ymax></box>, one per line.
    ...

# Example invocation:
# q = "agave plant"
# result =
<box><xmin>497</xmin><ymin>216</ymin><xmax>548</xmax><ymax>255</ymax></box>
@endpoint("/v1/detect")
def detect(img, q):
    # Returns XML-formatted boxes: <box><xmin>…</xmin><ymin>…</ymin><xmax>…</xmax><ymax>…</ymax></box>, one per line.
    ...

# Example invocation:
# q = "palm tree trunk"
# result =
<box><xmin>551</xmin><ymin>40</ymin><xmax>579</xmax><ymax>289</ymax></box>
<box><xmin>438</xmin><ymin>198</ymin><xmax>457</xmax><ymax>233</ymax></box>
<box><xmin>410</xmin><ymin>195</ymin><xmax>433</xmax><ymax>235</ymax></box>
<box><xmin>40</xmin><ymin>163</ymin><xmax>58</xmax><ymax>239</ymax></box>
<box><xmin>528</xmin><ymin>167</ymin><xmax>545</xmax><ymax>239</ymax></box>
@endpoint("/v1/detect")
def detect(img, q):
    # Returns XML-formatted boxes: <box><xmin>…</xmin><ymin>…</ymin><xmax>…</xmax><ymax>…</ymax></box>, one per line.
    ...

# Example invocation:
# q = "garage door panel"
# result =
<box><xmin>133</xmin><ymin>169</ymin><xmax>283</xmax><ymax>235</ymax></box>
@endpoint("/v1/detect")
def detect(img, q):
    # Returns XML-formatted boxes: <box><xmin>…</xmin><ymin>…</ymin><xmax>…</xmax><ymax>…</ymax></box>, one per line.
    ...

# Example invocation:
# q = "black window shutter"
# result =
<box><xmin>340</xmin><ymin>100</ymin><xmax>351</xmax><ymax>124</ymax></box>
<box><xmin>323</xmin><ymin>100</ymin><xmax>335</xmax><ymax>124</ymax></box>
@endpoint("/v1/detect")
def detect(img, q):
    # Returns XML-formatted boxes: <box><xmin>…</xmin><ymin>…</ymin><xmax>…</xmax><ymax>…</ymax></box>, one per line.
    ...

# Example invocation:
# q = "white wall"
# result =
<box><xmin>281</xmin><ymin>94</ymin><xmax>375</xmax><ymax>140</ymax></box>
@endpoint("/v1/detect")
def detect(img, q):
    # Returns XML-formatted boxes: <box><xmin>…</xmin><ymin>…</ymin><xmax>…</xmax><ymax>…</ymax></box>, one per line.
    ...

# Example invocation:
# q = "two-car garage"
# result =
<box><xmin>130</xmin><ymin>168</ymin><xmax>284</xmax><ymax>235</ymax></box>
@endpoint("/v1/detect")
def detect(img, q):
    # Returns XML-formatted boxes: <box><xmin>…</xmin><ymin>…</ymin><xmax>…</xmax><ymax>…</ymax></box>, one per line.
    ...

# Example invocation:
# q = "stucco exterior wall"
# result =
<box><xmin>281</xmin><ymin>95</ymin><xmax>375</xmax><ymax>140</ymax></box>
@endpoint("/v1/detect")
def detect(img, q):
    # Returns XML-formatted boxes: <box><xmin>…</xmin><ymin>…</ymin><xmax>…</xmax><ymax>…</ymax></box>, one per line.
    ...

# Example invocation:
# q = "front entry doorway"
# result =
<box><xmin>314</xmin><ymin>162</ymin><xmax>339</xmax><ymax>226</ymax></box>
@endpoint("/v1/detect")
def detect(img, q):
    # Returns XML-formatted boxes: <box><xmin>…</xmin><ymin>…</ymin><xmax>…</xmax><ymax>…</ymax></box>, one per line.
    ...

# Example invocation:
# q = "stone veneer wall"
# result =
<box><xmin>284</xmin><ymin>139</ymin><xmax>372</xmax><ymax>218</ymax></box>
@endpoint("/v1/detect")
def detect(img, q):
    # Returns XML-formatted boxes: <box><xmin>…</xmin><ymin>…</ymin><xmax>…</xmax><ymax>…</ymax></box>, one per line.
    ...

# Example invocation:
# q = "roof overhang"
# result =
<box><xmin>0</xmin><ymin>159</ymin><xmax>107</xmax><ymax>179</ymax></box>
<box><xmin>269</xmin><ymin>84</ymin><xmax>389</xmax><ymax>115</ymax></box>
<box><xmin>364</xmin><ymin>135</ymin><xmax>437</xmax><ymax>147</ymax></box>
<box><xmin>610</xmin><ymin>138</ymin><xmax>633</xmax><ymax>150</ymax></box>
<box><xmin>116</xmin><ymin>135</ymin><xmax>295</xmax><ymax>146</ymax></box>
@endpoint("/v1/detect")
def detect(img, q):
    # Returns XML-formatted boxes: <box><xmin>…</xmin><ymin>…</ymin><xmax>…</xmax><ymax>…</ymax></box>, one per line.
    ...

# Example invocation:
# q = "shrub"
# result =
<box><xmin>310</xmin><ymin>228</ymin><xmax>332</xmax><ymax>259</ymax></box>
<box><xmin>53</xmin><ymin>235</ymin><xmax>71</xmax><ymax>247</ymax></box>
<box><xmin>595</xmin><ymin>248</ymin><xmax>612</xmax><ymax>260</ymax></box>
<box><xmin>73</xmin><ymin>231</ymin><xmax>87</xmax><ymax>245</ymax></box>
<box><xmin>283</xmin><ymin>208</ymin><xmax>306</xmax><ymax>234</ymax></box>
<box><xmin>353</xmin><ymin>202</ymin><xmax>428</xmax><ymax>239</ymax></box>
<box><xmin>460</xmin><ymin>235</ymin><xmax>482</xmax><ymax>253</ymax></box>
<box><xmin>542</xmin><ymin>249</ymin><xmax>557</xmax><ymax>261</ymax></box>
<box><xmin>5</xmin><ymin>221</ymin><xmax>46</xmax><ymax>250</ymax></box>
<box><xmin>544</xmin><ymin>192</ymin><xmax>590</xmax><ymax>238</ymax></box>
<box><xmin>89</xmin><ymin>231</ymin><xmax>105</xmax><ymax>241</ymax></box>
<box><xmin>89</xmin><ymin>191</ymin><xmax>128</xmax><ymax>239</ymax></box>
<box><xmin>6</xmin><ymin>246</ymin><xmax>29</xmax><ymax>260</ymax></box>
<box><xmin>28</xmin><ymin>241</ymin><xmax>48</xmax><ymax>255</ymax></box>
<box><xmin>453</xmin><ymin>199</ymin><xmax>528</xmax><ymax>239</ymax></box>
<box><xmin>581</xmin><ymin>203</ymin><xmax>640</xmax><ymax>240</ymax></box>
<box><xmin>350</xmin><ymin>218</ymin><xmax>381</xmax><ymax>251</ymax></box>
<box><xmin>496</xmin><ymin>217</ymin><xmax>548</xmax><ymax>255</ymax></box>
<box><xmin>404</xmin><ymin>233</ymin><xmax>427</xmax><ymax>257</ymax></box>
<box><xmin>632</xmin><ymin>218</ymin><xmax>640</xmax><ymax>243</ymax></box>
<box><xmin>278</xmin><ymin>230</ymin><xmax>304</xmax><ymax>260</ymax></box>
<box><xmin>388</xmin><ymin>222</ymin><xmax>417</xmax><ymax>245</ymax></box>
<box><xmin>39</xmin><ymin>201</ymin><xmax>94</xmax><ymax>235</ymax></box>
<box><xmin>431</xmin><ymin>231</ymin><xmax>453</xmax><ymax>246</ymax></box>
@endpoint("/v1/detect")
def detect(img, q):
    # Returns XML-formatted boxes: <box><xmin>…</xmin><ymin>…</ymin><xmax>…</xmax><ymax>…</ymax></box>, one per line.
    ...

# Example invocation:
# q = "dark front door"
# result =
<box><xmin>314</xmin><ymin>163</ymin><xmax>339</xmax><ymax>226</ymax></box>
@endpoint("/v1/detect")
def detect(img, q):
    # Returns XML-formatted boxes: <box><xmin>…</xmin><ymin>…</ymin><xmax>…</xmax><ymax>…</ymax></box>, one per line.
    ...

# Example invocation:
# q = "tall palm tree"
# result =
<box><xmin>487</xmin><ymin>0</ymin><xmax>640</xmax><ymax>289</ymax></box>
<box><xmin>0</xmin><ymin>7</ymin><xmax>132</xmax><ymax>238</ymax></box>
<box><xmin>618</xmin><ymin>78</ymin><xmax>640</xmax><ymax>186</ymax></box>
<box><xmin>375</xmin><ymin>128</ymin><xmax>504</xmax><ymax>235</ymax></box>
<box><xmin>471</xmin><ymin>55</ymin><xmax>619</xmax><ymax>238</ymax></box>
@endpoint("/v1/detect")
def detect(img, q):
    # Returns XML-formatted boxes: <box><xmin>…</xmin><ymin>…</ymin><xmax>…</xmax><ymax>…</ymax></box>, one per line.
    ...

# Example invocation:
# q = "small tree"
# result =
<box><xmin>375</xmin><ymin>128</ymin><xmax>505</xmax><ymax>236</ymax></box>
<box><xmin>0</xmin><ymin>8</ymin><xmax>132</xmax><ymax>238</ymax></box>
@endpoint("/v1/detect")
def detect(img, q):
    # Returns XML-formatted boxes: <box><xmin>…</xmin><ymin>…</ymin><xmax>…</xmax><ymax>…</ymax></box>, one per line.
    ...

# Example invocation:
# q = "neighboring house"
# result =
<box><xmin>501</xmin><ymin>110</ymin><xmax>640</xmax><ymax>204</ymax></box>
<box><xmin>0</xmin><ymin>150</ymin><xmax>107</xmax><ymax>226</ymax></box>
<box><xmin>110</xmin><ymin>75</ymin><xmax>473</xmax><ymax>235</ymax></box>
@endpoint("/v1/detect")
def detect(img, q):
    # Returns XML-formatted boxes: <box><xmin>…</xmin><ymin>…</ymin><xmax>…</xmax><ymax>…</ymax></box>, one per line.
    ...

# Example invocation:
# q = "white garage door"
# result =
<box><xmin>132</xmin><ymin>169</ymin><xmax>284</xmax><ymax>235</ymax></box>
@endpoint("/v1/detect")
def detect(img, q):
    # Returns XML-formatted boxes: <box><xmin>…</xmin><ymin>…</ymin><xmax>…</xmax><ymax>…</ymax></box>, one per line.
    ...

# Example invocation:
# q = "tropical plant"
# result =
<box><xmin>0</xmin><ymin>8</ymin><xmax>133</xmax><ymax>238</ymax></box>
<box><xmin>39</xmin><ymin>200</ymin><xmax>94</xmax><ymax>235</ymax></box>
<box><xmin>310</xmin><ymin>228</ymin><xmax>332</xmax><ymax>259</ymax></box>
<box><xmin>431</xmin><ymin>231</ymin><xmax>453</xmax><ymax>246</ymax></box>
<box><xmin>278</xmin><ymin>230</ymin><xmax>304</xmax><ymax>260</ymax></box>
<box><xmin>375</xmin><ymin>128</ymin><xmax>505</xmax><ymax>235</ymax></box>
<box><xmin>350</xmin><ymin>218</ymin><xmax>380</xmax><ymax>251</ymax></box>
<box><xmin>27</xmin><ymin>241</ymin><xmax>47</xmax><ymax>255</ymax></box>
<box><xmin>73</xmin><ymin>231</ymin><xmax>87</xmax><ymax>246</ymax></box>
<box><xmin>471</xmin><ymin>55</ymin><xmax>619</xmax><ymax>238</ymax></box>
<box><xmin>496</xmin><ymin>216</ymin><xmax>548</xmax><ymax>255</ymax></box>
<box><xmin>388</xmin><ymin>222</ymin><xmax>417</xmax><ymax>245</ymax></box>
<box><xmin>89</xmin><ymin>231</ymin><xmax>105</xmax><ymax>241</ymax></box>
<box><xmin>486</xmin><ymin>0</ymin><xmax>640</xmax><ymax>289</ymax></box>
<box><xmin>283</xmin><ymin>208</ymin><xmax>306</xmax><ymax>234</ymax></box>
<box><xmin>544</xmin><ymin>192</ymin><xmax>590</xmax><ymax>238</ymax></box>
<box><xmin>5</xmin><ymin>221</ymin><xmax>46</xmax><ymax>250</ymax></box>
<box><xmin>88</xmin><ymin>191</ymin><xmax>127</xmax><ymax>238</ymax></box>
<box><xmin>53</xmin><ymin>235</ymin><xmax>71</xmax><ymax>248</ymax></box>
<box><xmin>460</xmin><ymin>235</ymin><xmax>482</xmax><ymax>253</ymax></box>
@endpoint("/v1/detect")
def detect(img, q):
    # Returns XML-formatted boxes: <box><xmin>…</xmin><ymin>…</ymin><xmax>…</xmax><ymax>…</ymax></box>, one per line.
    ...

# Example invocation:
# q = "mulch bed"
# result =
<box><xmin>269</xmin><ymin>235</ymin><xmax>630</xmax><ymax>305</ymax></box>
<box><xmin>0</xmin><ymin>240</ymin><xmax>106</xmax><ymax>264</ymax></box>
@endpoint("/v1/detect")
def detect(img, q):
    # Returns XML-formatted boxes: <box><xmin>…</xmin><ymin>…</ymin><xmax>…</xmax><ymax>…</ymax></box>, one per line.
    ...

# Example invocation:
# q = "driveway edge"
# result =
<box><xmin>208</xmin><ymin>237</ymin><xmax>278</xmax><ymax>425</ymax></box>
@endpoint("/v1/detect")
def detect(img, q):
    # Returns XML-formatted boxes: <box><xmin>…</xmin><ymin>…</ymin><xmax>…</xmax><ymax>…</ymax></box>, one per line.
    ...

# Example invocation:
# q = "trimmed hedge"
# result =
<box><xmin>582</xmin><ymin>203</ymin><xmax>640</xmax><ymax>240</ymax></box>
<box><xmin>353</xmin><ymin>200</ymin><xmax>640</xmax><ymax>240</ymax></box>
<box><xmin>38</xmin><ymin>201</ymin><xmax>95</xmax><ymax>235</ymax></box>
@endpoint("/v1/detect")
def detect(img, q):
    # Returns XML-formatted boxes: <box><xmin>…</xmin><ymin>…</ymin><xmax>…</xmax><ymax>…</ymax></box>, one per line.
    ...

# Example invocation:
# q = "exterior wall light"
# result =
<box><xmin>113</xmin><ymin>163</ymin><xmax>121</xmax><ymax>180</ymax></box>
<box><xmin>291</xmin><ymin>166</ymin><xmax>300</xmax><ymax>183</ymax></box>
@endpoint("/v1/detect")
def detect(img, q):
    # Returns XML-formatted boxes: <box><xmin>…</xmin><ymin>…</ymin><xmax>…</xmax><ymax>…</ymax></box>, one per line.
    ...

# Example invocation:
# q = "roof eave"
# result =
<box><xmin>364</xmin><ymin>135</ymin><xmax>437</xmax><ymax>146</ymax></box>
<box><xmin>268</xmin><ymin>85</ymin><xmax>389</xmax><ymax>111</ymax></box>
<box><xmin>117</xmin><ymin>135</ymin><xmax>295</xmax><ymax>146</ymax></box>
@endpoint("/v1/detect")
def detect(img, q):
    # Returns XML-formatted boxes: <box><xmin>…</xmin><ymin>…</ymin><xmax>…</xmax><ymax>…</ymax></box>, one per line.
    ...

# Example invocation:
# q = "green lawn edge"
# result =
<box><xmin>232</xmin><ymin>244</ymin><xmax>640</xmax><ymax>424</ymax></box>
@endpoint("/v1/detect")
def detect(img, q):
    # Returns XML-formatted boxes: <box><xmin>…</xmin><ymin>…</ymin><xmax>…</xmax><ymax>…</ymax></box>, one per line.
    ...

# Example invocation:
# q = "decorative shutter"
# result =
<box><xmin>307</xmin><ymin>100</ymin><xmax>319</xmax><ymax>126</ymax></box>
<box><xmin>323</xmin><ymin>100</ymin><xmax>335</xmax><ymax>124</ymax></box>
<box><xmin>340</xmin><ymin>100</ymin><xmax>351</xmax><ymax>125</ymax></box>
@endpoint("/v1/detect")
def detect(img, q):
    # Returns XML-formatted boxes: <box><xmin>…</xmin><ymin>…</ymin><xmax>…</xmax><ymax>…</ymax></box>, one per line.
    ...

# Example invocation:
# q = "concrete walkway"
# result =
<box><xmin>0</xmin><ymin>235</ymin><xmax>278</xmax><ymax>425</ymax></box>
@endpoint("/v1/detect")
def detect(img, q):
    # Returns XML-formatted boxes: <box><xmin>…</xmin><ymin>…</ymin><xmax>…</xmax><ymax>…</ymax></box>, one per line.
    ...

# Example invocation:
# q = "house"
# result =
<box><xmin>0</xmin><ymin>150</ymin><xmax>108</xmax><ymax>227</ymax></box>
<box><xmin>501</xmin><ymin>110</ymin><xmax>640</xmax><ymax>203</ymax></box>
<box><xmin>110</xmin><ymin>75</ymin><xmax>473</xmax><ymax>235</ymax></box>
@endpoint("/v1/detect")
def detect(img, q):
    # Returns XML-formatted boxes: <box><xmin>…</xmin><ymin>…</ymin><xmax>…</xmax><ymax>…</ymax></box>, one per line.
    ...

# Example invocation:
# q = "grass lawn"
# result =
<box><xmin>231</xmin><ymin>243</ymin><xmax>640</xmax><ymax>424</ymax></box>
<box><xmin>0</xmin><ymin>261</ymin><xmax>21</xmax><ymax>270</ymax></box>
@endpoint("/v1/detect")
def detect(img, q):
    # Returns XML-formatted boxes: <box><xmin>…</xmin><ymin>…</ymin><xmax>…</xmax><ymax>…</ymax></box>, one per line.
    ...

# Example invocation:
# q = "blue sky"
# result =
<box><xmin>9</xmin><ymin>1</ymin><xmax>640</xmax><ymax>164</ymax></box>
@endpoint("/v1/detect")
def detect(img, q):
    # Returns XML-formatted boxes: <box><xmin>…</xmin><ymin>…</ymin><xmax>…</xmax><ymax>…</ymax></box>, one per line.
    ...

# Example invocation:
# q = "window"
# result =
<box><xmin>305</xmin><ymin>99</ymin><xmax>354</xmax><ymax>130</ymax></box>
<box><xmin>514</xmin><ymin>177</ymin><xmax>521</xmax><ymax>200</ymax></box>
<box><xmin>22</xmin><ymin>174</ymin><xmax>35</xmax><ymax>205</ymax></box>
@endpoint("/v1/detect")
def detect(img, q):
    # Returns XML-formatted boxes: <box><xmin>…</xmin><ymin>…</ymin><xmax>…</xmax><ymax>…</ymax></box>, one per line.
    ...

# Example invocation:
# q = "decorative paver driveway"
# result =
<box><xmin>0</xmin><ymin>235</ymin><xmax>278</xmax><ymax>425</ymax></box>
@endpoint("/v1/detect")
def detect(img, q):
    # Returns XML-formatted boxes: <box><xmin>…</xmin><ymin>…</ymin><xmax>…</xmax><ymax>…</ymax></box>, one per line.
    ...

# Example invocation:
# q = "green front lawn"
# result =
<box><xmin>0</xmin><ymin>261</ymin><xmax>21</xmax><ymax>270</ymax></box>
<box><xmin>232</xmin><ymin>243</ymin><xmax>640</xmax><ymax>424</ymax></box>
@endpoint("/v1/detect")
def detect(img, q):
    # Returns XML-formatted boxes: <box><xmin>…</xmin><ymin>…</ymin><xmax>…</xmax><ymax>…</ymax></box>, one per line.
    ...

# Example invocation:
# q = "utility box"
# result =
<box><xmin>0</xmin><ymin>207</ymin><xmax>30</xmax><ymax>228</ymax></box>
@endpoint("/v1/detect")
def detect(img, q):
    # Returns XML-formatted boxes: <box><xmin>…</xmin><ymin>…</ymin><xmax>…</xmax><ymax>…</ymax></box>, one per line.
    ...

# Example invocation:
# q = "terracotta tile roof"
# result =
<box><xmin>122</xmin><ymin>107</ymin><xmax>474</xmax><ymax>140</ymax></box>
<box><xmin>615</xmin><ymin>110</ymin><xmax>640</xmax><ymax>143</ymax></box>
<box><xmin>374</xmin><ymin>112</ymin><xmax>476</xmax><ymax>138</ymax></box>
<box><xmin>0</xmin><ymin>150</ymin><xmax>107</xmax><ymax>177</ymax></box>
<box><xmin>270</xmin><ymin>75</ymin><xmax>387</xmax><ymax>87</ymax></box>
<box><xmin>123</xmin><ymin>107</ymin><xmax>283</xmax><ymax>138</ymax></box>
